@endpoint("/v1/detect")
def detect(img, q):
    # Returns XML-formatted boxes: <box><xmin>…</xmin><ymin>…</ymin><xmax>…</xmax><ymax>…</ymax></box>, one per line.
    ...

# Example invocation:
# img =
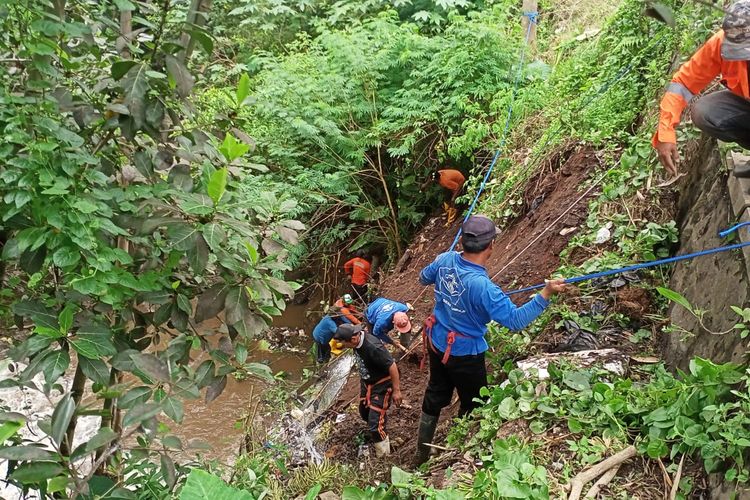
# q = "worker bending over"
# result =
<box><xmin>429</xmin><ymin>169</ymin><xmax>465</xmax><ymax>226</ymax></box>
<box><xmin>415</xmin><ymin>215</ymin><xmax>566</xmax><ymax>464</ymax></box>
<box><xmin>365</xmin><ymin>297</ymin><xmax>412</xmax><ymax>352</ymax></box>
<box><xmin>653</xmin><ymin>0</ymin><xmax>750</xmax><ymax>177</ymax></box>
<box><xmin>334</xmin><ymin>294</ymin><xmax>361</xmax><ymax>325</ymax></box>
<box><xmin>344</xmin><ymin>250</ymin><xmax>372</xmax><ymax>303</ymax></box>
<box><xmin>312</xmin><ymin>294</ymin><xmax>361</xmax><ymax>362</ymax></box>
<box><xmin>333</xmin><ymin>323</ymin><xmax>402</xmax><ymax>457</ymax></box>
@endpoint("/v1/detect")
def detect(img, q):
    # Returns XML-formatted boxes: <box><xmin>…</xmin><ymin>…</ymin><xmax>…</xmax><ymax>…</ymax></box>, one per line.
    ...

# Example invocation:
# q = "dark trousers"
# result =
<box><xmin>315</xmin><ymin>340</ymin><xmax>331</xmax><ymax>363</ymax></box>
<box><xmin>351</xmin><ymin>283</ymin><xmax>368</xmax><ymax>304</ymax></box>
<box><xmin>359</xmin><ymin>380</ymin><xmax>392</xmax><ymax>441</ymax></box>
<box><xmin>691</xmin><ymin>90</ymin><xmax>750</xmax><ymax>149</ymax></box>
<box><xmin>421</xmin><ymin>346</ymin><xmax>487</xmax><ymax>418</ymax></box>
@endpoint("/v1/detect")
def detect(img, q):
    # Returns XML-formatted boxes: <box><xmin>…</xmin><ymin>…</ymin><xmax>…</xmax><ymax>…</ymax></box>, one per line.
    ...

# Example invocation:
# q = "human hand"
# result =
<box><xmin>655</xmin><ymin>140</ymin><xmax>679</xmax><ymax>176</ymax></box>
<box><xmin>540</xmin><ymin>279</ymin><xmax>567</xmax><ymax>300</ymax></box>
<box><xmin>392</xmin><ymin>389</ymin><xmax>403</xmax><ymax>407</ymax></box>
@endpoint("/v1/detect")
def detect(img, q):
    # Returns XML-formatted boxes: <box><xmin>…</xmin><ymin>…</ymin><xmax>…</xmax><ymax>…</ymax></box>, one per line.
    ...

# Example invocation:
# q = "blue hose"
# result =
<box><xmin>505</xmin><ymin>222</ymin><xmax>750</xmax><ymax>295</ymax></box>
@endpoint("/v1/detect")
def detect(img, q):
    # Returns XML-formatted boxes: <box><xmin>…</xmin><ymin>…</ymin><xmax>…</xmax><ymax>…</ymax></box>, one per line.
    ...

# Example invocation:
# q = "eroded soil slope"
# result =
<box><xmin>325</xmin><ymin>144</ymin><xmax>600</xmax><ymax>470</ymax></box>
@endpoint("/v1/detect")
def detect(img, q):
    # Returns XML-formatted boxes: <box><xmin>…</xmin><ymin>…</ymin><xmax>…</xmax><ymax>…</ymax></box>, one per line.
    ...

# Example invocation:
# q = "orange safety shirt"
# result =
<box><xmin>344</xmin><ymin>257</ymin><xmax>371</xmax><ymax>286</ymax></box>
<box><xmin>437</xmin><ymin>169</ymin><xmax>466</xmax><ymax>195</ymax></box>
<box><xmin>654</xmin><ymin>30</ymin><xmax>750</xmax><ymax>146</ymax></box>
<box><xmin>334</xmin><ymin>299</ymin><xmax>361</xmax><ymax>325</ymax></box>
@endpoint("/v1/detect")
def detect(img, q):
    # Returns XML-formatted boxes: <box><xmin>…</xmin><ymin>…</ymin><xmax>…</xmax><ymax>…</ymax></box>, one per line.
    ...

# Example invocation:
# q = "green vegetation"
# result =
<box><xmin>0</xmin><ymin>0</ymin><xmax>746</xmax><ymax>498</ymax></box>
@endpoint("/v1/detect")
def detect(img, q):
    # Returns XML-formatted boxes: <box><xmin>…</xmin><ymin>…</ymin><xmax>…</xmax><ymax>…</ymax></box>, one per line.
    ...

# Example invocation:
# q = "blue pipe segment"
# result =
<box><xmin>505</xmin><ymin>224</ymin><xmax>750</xmax><ymax>295</ymax></box>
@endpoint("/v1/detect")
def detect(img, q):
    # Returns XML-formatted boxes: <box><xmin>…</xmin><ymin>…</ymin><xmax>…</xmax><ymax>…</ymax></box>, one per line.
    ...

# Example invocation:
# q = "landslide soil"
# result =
<box><xmin>323</xmin><ymin>144</ymin><xmax>602</xmax><ymax>473</ymax></box>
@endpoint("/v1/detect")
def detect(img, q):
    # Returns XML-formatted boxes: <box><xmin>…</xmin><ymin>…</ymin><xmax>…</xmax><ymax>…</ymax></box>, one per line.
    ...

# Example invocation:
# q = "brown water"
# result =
<box><xmin>172</xmin><ymin>296</ymin><xmax>324</xmax><ymax>463</ymax></box>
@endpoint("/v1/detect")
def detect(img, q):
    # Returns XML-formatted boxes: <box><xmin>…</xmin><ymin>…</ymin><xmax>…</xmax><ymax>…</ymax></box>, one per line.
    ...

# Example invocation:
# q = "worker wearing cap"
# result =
<box><xmin>344</xmin><ymin>250</ymin><xmax>372</xmax><ymax>303</ymax></box>
<box><xmin>365</xmin><ymin>297</ymin><xmax>411</xmax><ymax>352</ymax></box>
<box><xmin>653</xmin><ymin>0</ymin><xmax>750</xmax><ymax>177</ymax></box>
<box><xmin>333</xmin><ymin>294</ymin><xmax>361</xmax><ymax>325</ymax></box>
<box><xmin>333</xmin><ymin>323</ymin><xmax>402</xmax><ymax>457</ymax></box>
<box><xmin>414</xmin><ymin>214</ymin><xmax>566</xmax><ymax>464</ymax></box>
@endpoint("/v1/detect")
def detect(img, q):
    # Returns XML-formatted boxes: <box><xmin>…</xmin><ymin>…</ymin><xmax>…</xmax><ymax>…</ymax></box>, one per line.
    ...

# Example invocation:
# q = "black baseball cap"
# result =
<box><xmin>722</xmin><ymin>1</ymin><xmax>750</xmax><ymax>60</ymax></box>
<box><xmin>333</xmin><ymin>323</ymin><xmax>364</xmax><ymax>341</ymax></box>
<box><xmin>461</xmin><ymin>215</ymin><xmax>499</xmax><ymax>245</ymax></box>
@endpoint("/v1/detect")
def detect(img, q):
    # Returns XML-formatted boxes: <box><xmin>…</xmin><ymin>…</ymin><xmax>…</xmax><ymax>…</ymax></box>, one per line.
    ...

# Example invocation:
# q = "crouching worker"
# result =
<box><xmin>415</xmin><ymin>215</ymin><xmax>566</xmax><ymax>465</ymax></box>
<box><xmin>334</xmin><ymin>323</ymin><xmax>403</xmax><ymax>457</ymax></box>
<box><xmin>365</xmin><ymin>297</ymin><xmax>412</xmax><ymax>352</ymax></box>
<box><xmin>312</xmin><ymin>313</ymin><xmax>350</xmax><ymax>364</ymax></box>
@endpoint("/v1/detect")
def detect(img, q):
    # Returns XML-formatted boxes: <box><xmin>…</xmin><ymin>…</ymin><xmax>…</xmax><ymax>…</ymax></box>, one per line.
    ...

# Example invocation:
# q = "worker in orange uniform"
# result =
<box><xmin>344</xmin><ymin>250</ymin><xmax>371</xmax><ymax>303</ymax></box>
<box><xmin>653</xmin><ymin>0</ymin><xmax>750</xmax><ymax>178</ymax></box>
<box><xmin>431</xmin><ymin>169</ymin><xmax>465</xmax><ymax>226</ymax></box>
<box><xmin>333</xmin><ymin>294</ymin><xmax>361</xmax><ymax>324</ymax></box>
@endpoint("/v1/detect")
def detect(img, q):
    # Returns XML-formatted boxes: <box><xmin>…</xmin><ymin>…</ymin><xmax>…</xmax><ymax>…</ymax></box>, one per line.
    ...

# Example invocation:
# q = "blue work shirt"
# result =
<box><xmin>365</xmin><ymin>298</ymin><xmax>409</xmax><ymax>345</ymax></box>
<box><xmin>312</xmin><ymin>315</ymin><xmax>351</xmax><ymax>344</ymax></box>
<box><xmin>419</xmin><ymin>251</ymin><xmax>548</xmax><ymax>355</ymax></box>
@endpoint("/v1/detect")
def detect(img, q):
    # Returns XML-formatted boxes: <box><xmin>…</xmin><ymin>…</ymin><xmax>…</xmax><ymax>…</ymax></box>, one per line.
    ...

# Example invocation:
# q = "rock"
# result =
<box><xmin>319</xmin><ymin>492</ymin><xmax>340</xmax><ymax>500</ymax></box>
<box><xmin>560</xmin><ymin>226</ymin><xmax>578</xmax><ymax>236</ymax></box>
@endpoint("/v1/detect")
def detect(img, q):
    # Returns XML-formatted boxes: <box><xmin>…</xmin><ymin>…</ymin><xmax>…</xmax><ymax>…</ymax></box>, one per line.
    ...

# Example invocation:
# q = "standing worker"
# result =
<box><xmin>653</xmin><ymin>0</ymin><xmax>750</xmax><ymax>178</ymax></box>
<box><xmin>333</xmin><ymin>323</ymin><xmax>402</xmax><ymax>457</ymax></box>
<box><xmin>365</xmin><ymin>297</ymin><xmax>412</xmax><ymax>353</ymax></box>
<box><xmin>414</xmin><ymin>215</ymin><xmax>566</xmax><ymax>464</ymax></box>
<box><xmin>344</xmin><ymin>250</ymin><xmax>372</xmax><ymax>303</ymax></box>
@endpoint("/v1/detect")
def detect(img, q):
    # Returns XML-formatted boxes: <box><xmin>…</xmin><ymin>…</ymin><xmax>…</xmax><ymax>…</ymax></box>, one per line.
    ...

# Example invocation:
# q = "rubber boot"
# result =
<box><xmin>446</xmin><ymin>206</ymin><xmax>457</xmax><ymax>226</ymax></box>
<box><xmin>415</xmin><ymin>412</ymin><xmax>439</xmax><ymax>465</ymax></box>
<box><xmin>373</xmin><ymin>436</ymin><xmax>391</xmax><ymax>458</ymax></box>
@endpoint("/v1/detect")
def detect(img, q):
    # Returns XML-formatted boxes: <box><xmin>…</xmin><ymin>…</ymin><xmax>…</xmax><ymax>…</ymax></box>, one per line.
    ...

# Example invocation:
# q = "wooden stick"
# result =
<box><xmin>568</xmin><ymin>445</ymin><xmax>636</xmax><ymax>500</ymax></box>
<box><xmin>422</xmin><ymin>442</ymin><xmax>454</xmax><ymax>451</ymax></box>
<box><xmin>583</xmin><ymin>464</ymin><xmax>620</xmax><ymax>498</ymax></box>
<box><xmin>669</xmin><ymin>455</ymin><xmax>685</xmax><ymax>500</ymax></box>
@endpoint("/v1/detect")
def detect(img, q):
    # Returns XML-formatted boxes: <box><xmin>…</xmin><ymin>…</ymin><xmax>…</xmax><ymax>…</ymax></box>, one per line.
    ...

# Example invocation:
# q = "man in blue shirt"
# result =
<box><xmin>365</xmin><ymin>297</ymin><xmax>412</xmax><ymax>352</ymax></box>
<box><xmin>312</xmin><ymin>305</ymin><xmax>353</xmax><ymax>363</ymax></box>
<box><xmin>415</xmin><ymin>214</ymin><xmax>566</xmax><ymax>464</ymax></box>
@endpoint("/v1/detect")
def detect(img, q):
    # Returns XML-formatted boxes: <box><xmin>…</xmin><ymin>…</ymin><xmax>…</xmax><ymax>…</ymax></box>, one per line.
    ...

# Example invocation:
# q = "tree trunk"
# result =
<box><xmin>61</xmin><ymin>361</ymin><xmax>87</xmax><ymax>456</ymax></box>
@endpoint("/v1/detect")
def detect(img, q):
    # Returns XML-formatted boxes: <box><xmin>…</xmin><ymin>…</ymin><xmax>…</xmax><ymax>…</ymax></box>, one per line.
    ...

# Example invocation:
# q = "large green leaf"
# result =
<box><xmin>236</xmin><ymin>73</ymin><xmax>250</xmax><ymax>107</ymax></box>
<box><xmin>122</xmin><ymin>63</ymin><xmax>149</xmax><ymax>130</ymax></box>
<box><xmin>70</xmin><ymin>428</ymin><xmax>118</xmax><ymax>460</ymax></box>
<box><xmin>10</xmin><ymin>462</ymin><xmax>64</xmax><ymax>484</ymax></box>
<box><xmin>165</xmin><ymin>55</ymin><xmax>195</xmax><ymax>98</ymax></box>
<box><xmin>161</xmin><ymin>396</ymin><xmax>184</xmax><ymax>423</ymax></box>
<box><xmin>131</xmin><ymin>353</ymin><xmax>170</xmax><ymax>383</ymax></box>
<box><xmin>180</xmin><ymin>469</ymin><xmax>253</xmax><ymax>500</ymax></box>
<box><xmin>0</xmin><ymin>445</ymin><xmax>58</xmax><ymax>460</ymax></box>
<box><xmin>39</xmin><ymin>349</ymin><xmax>70</xmax><ymax>383</ymax></box>
<box><xmin>51</xmin><ymin>394</ymin><xmax>75</xmax><ymax>447</ymax></box>
<box><xmin>656</xmin><ymin>287</ymin><xmax>693</xmax><ymax>313</ymax></box>
<box><xmin>13</xmin><ymin>300</ymin><xmax>58</xmax><ymax>333</ymax></box>
<box><xmin>122</xmin><ymin>402</ymin><xmax>161</xmax><ymax>428</ymax></box>
<box><xmin>207</xmin><ymin>168</ymin><xmax>228</xmax><ymax>206</ymax></box>
<box><xmin>79</xmin><ymin>357</ymin><xmax>110</xmax><ymax>385</ymax></box>
<box><xmin>202</xmin><ymin>223</ymin><xmax>226</xmax><ymax>252</ymax></box>
<box><xmin>71</xmin><ymin>325</ymin><xmax>117</xmax><ymax>359</ymax></box>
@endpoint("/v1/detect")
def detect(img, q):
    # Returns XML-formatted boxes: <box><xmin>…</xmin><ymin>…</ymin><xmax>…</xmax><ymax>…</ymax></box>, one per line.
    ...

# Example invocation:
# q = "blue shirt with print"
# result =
<box><xmin>419</xmin><ymin>251</ymin><xmax>548</xmax><ymax>355</ymax></box>
<box><xmin>365</xmin><ymin>298</ymin><xmax>409</xmax><ymax>345</ymax></box>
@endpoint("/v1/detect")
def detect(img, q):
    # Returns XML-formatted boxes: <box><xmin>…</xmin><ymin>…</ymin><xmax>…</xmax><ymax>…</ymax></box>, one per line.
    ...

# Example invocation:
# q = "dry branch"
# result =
<box><xmin>583</xmin><ymin>464</ymin><xmax>620</xmax><ymax>498</ymax></box>
<box><xmin>669</xmin><ymin>455</ymin><xmax>685</xmax><ymax>500</ymax></box>
<box><xmin>568</xmin><ymin>445</ymin><xmax>636</xmax><ymax>500</ymax></box>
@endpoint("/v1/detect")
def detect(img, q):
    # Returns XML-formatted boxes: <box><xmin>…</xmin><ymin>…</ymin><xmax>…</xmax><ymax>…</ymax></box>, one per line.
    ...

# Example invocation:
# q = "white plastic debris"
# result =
<box><xmin>560</xmin><ymin>226</ymin><xmax>578</xmax><ymax>236</ymax></box>
<box><xmin>335</xmin><ymin>413</ymin><xmax>347</xmax><ymax>423</ymax></box>
<box><xmin>594</xmin><ymin>222</ymin><xmax>613</xmax><ymax>244</ymax></box>
<box><xmin>512</xmin><ymin>348</ymin><xmax>628</xmax><ymax>382</ymax></box>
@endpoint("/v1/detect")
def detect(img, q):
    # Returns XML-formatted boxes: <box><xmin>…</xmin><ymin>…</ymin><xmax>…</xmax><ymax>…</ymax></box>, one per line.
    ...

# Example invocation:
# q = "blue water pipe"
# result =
<box><xmin>505</xmin><ymin>222</ymin><xmax>750</xmax><ymax>295</ymax></box>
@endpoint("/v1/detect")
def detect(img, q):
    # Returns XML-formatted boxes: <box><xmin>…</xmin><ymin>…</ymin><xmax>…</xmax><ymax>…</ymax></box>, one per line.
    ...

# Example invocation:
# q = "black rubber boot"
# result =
<box><xmin>415</xmin><ymin>412</ymin><xmax>439</xmax><ymax>465</ymax></box>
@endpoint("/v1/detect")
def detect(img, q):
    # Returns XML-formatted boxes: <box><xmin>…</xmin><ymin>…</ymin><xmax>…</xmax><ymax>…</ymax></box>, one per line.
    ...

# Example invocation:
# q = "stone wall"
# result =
<box><xmin>660</xmin><ymin>138</ymin><xmax>750</xmax><ymax>372</ymax></box>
